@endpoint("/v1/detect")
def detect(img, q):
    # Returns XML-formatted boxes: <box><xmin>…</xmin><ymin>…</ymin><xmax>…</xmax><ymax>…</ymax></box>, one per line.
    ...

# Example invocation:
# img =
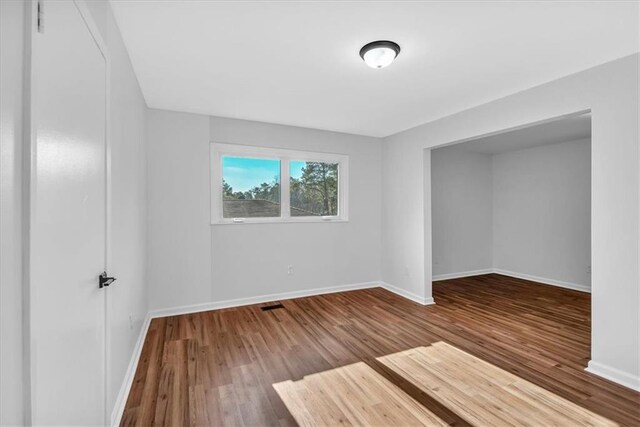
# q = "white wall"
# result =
<box><xmin>1</xmin><ymin>1</ymin><xmax>25</xmax><ymax>424</ymax></box>
<box><xmin>84</xmin><ymin>1</ymin><xmax>149</xmax><ymax>420</ymax></box>
<box><xmin>431</xmin><ymin>147</ymin><xmax>493</xmax><ymax>277</ymax></box>
<box><xmin>493</xmin><ymin>139</ymin><xmax>591</xmax><ymax>289</ymax></box>
<box><xmin>146</xmin><ymin>111</ymin><xmax>382</xmax><ymax>310</ymax></box>
<box><xmin>382</xmin><ymin>54</ymin><xmax>639</xmax><ymax>389</ymax></box>
<box><xmin>210</xmin><ymin>117</ymin><xmax>382</xmax><ymax>302</ymax></box>
<box><xmin>146</xmin><ymin>110</ymin><xmax>212</xmax><ymax>310</ymax></box>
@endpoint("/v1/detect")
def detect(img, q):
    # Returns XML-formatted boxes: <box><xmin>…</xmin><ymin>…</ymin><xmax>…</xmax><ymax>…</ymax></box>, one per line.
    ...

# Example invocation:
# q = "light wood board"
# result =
<box><xmin>378</xmin><ymin>342</ymin><xmax>617</xmax><ymax>427</ymax></box>
<box><xmin>273</xmin><ymin>361</ymin><xmax>448</xmax><ymax>426</ymax></box>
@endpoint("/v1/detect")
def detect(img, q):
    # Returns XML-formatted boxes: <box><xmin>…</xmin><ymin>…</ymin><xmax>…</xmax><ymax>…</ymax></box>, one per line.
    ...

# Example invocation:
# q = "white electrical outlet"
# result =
<box><xmin>587</xmin><ymin>265</ymin><xmax>591</xmax><ymax>274</ymax></box>
<box><xmin>287</xmin><ymin>265</ymin><xmax>294</xmax><ymax>275</ymax></box>
<box><xmin>128</xmin><ymin>314</ymin><xmax>133</xmax><ymax>330</ymax></box>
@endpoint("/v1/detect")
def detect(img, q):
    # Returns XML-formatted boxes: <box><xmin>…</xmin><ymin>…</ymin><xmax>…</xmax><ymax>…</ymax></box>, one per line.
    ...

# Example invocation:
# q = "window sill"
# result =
<box><xmin>211</xmin><ymin>218</ymin><xmax>349</xmax><ymax>225</ymax></box>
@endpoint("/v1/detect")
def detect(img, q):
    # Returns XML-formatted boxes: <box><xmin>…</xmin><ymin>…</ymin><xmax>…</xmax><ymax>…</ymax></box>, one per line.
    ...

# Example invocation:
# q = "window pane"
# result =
<box><xmin>222</xmin><ymin>156</ymin><xmax>281</xmax><ymax>218</ymax></box>
<box><xmin>290</xmin><ymin>161</ymin><xmax>339</xmax><ymax>216</ymax></box>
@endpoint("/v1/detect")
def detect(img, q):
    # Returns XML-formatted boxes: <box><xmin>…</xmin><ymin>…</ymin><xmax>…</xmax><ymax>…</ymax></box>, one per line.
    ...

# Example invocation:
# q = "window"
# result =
<box><xmin>222</xmin><ymin>157</ymin><xmax>281</xmax><ymax>218</ymax></box>
<box><xmin>211</xmin><ymin>143</ymin><xmax>348</xmax><ymax>224</ymax></box>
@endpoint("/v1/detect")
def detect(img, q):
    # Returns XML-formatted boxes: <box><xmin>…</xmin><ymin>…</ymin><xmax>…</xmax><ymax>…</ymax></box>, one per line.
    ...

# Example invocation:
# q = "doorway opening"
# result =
<box><xmin>428</xmin><ymin>110</ymin><xmax>592</xmax><ymax>354</ymax></box>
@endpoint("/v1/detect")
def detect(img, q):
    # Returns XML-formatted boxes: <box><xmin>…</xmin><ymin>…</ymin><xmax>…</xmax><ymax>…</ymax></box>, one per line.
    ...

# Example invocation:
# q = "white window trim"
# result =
<box><xmin>211</xmin><ymin>142</ymin><xmax>349</xmax><ymax>225</ymax></box>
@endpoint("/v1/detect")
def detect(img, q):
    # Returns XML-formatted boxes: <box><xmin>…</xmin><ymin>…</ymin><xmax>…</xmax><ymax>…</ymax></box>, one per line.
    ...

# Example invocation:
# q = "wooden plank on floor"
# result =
<box><xmin>273</xmin><ymin>361</ymin><xmax>449</xmax><ymax>427</ymax></box>
<box><xmin>378</xmin><ymin>342</ymin><xmax>617</xmax><ymax>427</ymax></box>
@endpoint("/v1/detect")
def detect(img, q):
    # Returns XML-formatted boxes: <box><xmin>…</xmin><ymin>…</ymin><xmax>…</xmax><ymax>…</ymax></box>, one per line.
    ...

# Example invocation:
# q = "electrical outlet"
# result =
<box><xmin>287</xmin><ymin>265</ymin><xmax>294</xmax><ymax>275</ymax></box>
<box><xmin>587</xmin><ymin>265</ymin><xmax>591</xmax><ymax>274</ymax></box>
<box><xmin>129</xmin><ymin>314</ymin><xmax>133</xmax><ymax>330</ymax></box>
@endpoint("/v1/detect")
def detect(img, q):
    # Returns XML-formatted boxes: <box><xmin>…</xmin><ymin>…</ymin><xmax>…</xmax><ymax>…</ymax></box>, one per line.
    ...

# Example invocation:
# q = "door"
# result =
<box><xmin>30</xmin><ymin>1</ymin><xmax>108</xmax><ymax>424</ymax></box>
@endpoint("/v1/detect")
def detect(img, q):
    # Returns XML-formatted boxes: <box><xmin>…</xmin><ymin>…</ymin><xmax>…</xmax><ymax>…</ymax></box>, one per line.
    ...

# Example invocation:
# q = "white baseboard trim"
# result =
<box><xmin>432</xmin><ymin>268</ymin><xmax>590</xmax><ymax>293</ymax></box>
<box><xmin>149</xmin><ymin>281</ymin><xmax>381</xmax><ymax>318</ymax></box>
<box><xmin>492</xmin><ymin>268</ymin><xmax>590</xmax><ymax>293</ymax></box>
<box><xmin>585</xmin><ymin>360</ymin><xmax>640</xmax><ymax>392</ymax></box>
<box><xmin>380</xmin><ymin>281</ymin><xmax>435</xmax><ymax>306</ymax></box>
<box><xmin>111</xmin><ymin>312</ymin><xmax>152</xmax><ymax>426</ymax></box>
<box><xmin>148</xmin><ymin>281</ymin><xmax>439</xmax><ymax>319</ymax></box>
<box><xmin>432</xmin><ymin>269</ymin><xmax>494</xmax><ymax>281</ymax></box>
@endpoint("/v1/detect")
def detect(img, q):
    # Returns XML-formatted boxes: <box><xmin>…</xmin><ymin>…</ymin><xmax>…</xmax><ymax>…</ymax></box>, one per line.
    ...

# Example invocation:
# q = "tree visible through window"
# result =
<box><xmin>290</xmin><ymin>161</ymin><xmax>338</xmax><ymax>216</ymax></box>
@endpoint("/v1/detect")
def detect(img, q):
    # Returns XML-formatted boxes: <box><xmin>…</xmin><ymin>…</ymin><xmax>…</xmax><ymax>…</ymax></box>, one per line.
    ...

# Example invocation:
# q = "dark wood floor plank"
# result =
<box><xmin>121</xmin><ymin>274</ymin><xmax>640</xmax><ymax>426</ymax></box>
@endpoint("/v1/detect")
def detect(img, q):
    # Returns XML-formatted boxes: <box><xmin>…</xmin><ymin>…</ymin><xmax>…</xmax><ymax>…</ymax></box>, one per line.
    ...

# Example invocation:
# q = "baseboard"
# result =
<box><xmin>585</xmin><ymin>360</ymin><xmax>640</xmax><ymax>392</ymax></box>
<box><xmin>380</xmin><ymin>281</ymin><xmax>435</xmax><ymax>306</ymax></box>
<box><xmin>432</xmin><ymin>268</ymin><xmax>590</xmax><ymax>293</ymax></box>
<box><xmin>492</xmin><ymin>268</ymin><xmax>590</xmax><ymax>293</ymax></box>
<box><xmin>149</xmin><ymin>280</ymin><xmax>438</xmax><ymax>317</ymax></box>
<box><xmin>111</xmin><ymin>312</ymin><xmax>152</xmax><ymax>426</ymax></box>
<box><xmin>432</xmin><ymin>269</ymin><xmax>493</xmax><ymax>281</ymax></box>
<box><xmin>149</xmin><ymin>281</ymin><xmax>382</xmax><ymax>318</ymax></box>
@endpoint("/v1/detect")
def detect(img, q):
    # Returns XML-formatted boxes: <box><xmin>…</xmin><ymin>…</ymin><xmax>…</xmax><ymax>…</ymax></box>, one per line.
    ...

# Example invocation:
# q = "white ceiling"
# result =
<box><xmin>110</xmin><ymin>1</ymin><xmax>639</xmax><ymax>137</ymax></box>
<box><xmin>451</xmin><ymin>113</ymin><xmax>591</xmax><ymax>155</ymax></box>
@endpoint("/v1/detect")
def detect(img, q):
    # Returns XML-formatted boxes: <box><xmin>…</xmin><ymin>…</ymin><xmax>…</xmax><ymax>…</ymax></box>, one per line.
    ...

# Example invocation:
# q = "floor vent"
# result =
<box><xmin>261</xmin><ymin>303</ymin><xmax>285</xmax><ymax>311</ymax></box>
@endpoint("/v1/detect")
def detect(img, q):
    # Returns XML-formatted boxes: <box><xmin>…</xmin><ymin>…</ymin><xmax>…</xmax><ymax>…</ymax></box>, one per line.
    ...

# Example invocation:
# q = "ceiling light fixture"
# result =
<box><xmin>359</xmin><ymin>40</ymin><xmax>401</xmax><ymax>69</ymax></box>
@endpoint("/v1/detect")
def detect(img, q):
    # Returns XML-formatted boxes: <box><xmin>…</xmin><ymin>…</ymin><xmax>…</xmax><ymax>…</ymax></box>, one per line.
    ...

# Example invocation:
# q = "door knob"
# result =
<box><xmin>99</xmin><ymin>272</ymin><xmax>116</xmax><ymax>288</ymax></box>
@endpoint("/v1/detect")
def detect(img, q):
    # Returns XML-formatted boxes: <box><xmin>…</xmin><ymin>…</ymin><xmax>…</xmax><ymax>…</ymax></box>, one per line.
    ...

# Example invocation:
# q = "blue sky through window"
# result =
<box><xmin>222</xmin><ymin>157</ymin><xmax>307</xmax><ymax>192</ymax></box>
<box><xmin>222</xmin><ymin>157</ymin><xmax>278</xmax><ymax>192</ymax></box>
<box><xmin>290</xmin><ymin>160</ymin><xmax>305</xmax><ymax>180</ymax></box>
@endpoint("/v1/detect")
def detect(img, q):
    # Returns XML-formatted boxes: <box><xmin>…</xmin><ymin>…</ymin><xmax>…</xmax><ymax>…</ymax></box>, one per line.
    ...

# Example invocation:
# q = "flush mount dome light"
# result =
<box><xmin>359</xmin><ymin>40</ymin><xmax>401</xmax><ymax>69</ymax></box>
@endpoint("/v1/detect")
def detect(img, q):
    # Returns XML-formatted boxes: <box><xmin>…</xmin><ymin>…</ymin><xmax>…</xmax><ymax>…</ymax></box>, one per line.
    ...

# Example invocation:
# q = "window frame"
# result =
<box><xmin>211</xmin><ymin>142</ymin><xmax>349</xmax><ymax>224</ymax></box>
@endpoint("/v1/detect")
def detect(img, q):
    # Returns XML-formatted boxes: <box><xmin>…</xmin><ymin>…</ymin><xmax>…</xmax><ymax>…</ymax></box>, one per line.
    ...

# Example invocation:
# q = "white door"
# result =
<box><xmin>31</xmin><ymin>1</ymin><xmax>108</xmax><ymax>425</ymax></box>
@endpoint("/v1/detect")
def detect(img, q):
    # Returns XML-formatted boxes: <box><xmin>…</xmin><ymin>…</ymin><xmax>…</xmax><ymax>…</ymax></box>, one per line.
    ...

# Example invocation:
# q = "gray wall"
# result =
<box><xmin>146</xmin><ymin>111</ymin><xmax>383</xmax><ymax>310</ymax></box>
<box><xmin>431</xmin><ymin>148</ymin><xmax>493</xmax><ymax>277</ymax></box>
<box><xmin>493</xmin><ymin>139</ymin><xmax>591</xmax><ymax>289</ymax></box>
<box><xmin>383</xmin><ymin>54</ymin><xmax>639</xmax><ymax>387</ymax></box>
<box><xmin>1</xmin><ymin>1</ymin><xmax>26</xmax><ymax>424</ymax></box>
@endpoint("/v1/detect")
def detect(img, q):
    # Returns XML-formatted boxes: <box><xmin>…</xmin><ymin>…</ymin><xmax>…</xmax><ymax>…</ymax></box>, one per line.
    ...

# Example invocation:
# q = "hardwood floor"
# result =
<box><xmin>121</xmin><ymin>274</ymin><xmax>640</xmax><ymax>426</ymax></box>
